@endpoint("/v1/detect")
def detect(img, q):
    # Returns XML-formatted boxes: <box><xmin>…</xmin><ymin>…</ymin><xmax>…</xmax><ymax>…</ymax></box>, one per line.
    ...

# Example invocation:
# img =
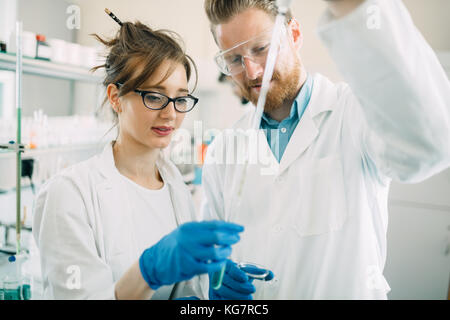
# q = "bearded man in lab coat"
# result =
<box><xmin>201</xmin><ymin>0</ymin><xmax>450</xmax><ymax>299</ymax></box>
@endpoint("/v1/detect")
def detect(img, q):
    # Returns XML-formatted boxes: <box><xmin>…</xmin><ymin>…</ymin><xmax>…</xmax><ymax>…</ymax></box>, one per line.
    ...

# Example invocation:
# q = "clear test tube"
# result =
<box><xmin>211</xmin><ymin>266</ymin><xmax>226</xmax><ymax>290</ymax></box>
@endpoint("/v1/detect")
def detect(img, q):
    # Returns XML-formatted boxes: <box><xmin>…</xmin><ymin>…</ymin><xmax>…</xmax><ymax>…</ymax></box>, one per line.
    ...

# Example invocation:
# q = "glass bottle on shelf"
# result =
<box><xmin>20</xmin><ymin>274</ymin><xmax>31</xmax><ymax>300</ymax></box>
<box><xmin>2</xmin><ymin>275</ymin><xmax>20</xmax><ymax>300</ymax></box>
<box><xmin>35</xmin><ymin>34</ymin><xmax>51</xmax><ymax>61</ymax></box>
<box><xmin>20</xmin><ymin>252</ymin><xmax>32</xmax><ymax>300</ymax></box>
<box><xmin>1</xmin><ymin>252</ymin><xmax>31</xmax><ymax>300</ymax></box>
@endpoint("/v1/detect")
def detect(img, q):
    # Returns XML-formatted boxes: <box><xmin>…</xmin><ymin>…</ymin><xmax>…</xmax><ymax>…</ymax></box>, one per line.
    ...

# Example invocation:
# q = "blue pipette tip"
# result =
<box><xmin>8</xmin><ymin>255</ymin><xmax>16</xmax><ymax>262</ymax></box>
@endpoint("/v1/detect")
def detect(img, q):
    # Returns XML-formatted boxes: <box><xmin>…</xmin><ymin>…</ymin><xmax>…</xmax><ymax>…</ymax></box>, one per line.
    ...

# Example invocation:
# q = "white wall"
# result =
<box><xmin>291</xmin><ymin>0</ymin><xmax>450</xmax><ymax>81</ymax></box>
<box><xmin>403</xmin><ymin>0</ymin><xmax>450</xmax><ymax>51</ymax></box>
<box><xmin>0</xmin><ymin>0</ymin><xmax>17</xmax><ymax>45</ymax></box>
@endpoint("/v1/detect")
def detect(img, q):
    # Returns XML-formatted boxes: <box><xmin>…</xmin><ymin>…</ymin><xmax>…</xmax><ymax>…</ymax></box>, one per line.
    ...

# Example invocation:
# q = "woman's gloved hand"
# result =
<box><xmin>209</xmin><ymin>260</ymin><xmax>274</xmax><ymax>300</ymax></box>
<box><xmin>139</xmin><ymin>220</ymin><xmax>244</xmax><ymax>290</ymax></box>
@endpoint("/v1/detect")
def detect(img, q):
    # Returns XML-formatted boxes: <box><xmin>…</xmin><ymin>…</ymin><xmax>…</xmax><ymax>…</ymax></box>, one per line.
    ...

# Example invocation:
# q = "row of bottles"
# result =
<box><xmin>0</xmin><ymin>252</ymin><xmax>32</xmax><ymax>300</ymax></box>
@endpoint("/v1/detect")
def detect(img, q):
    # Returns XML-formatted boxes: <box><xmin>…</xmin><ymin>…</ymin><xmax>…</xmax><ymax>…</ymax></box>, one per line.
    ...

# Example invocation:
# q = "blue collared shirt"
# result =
<box><xmin>260</xmin><ymin>75</ymin><xmax>314</xmax><ymax>162</ymax></box>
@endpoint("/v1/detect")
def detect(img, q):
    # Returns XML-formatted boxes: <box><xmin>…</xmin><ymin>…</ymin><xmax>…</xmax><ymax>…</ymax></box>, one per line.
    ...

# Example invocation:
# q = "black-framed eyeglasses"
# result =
<box><xmin>115</xmin><ymin>83</ymin><xmax>199</xmax><ymax>113</ymax></box>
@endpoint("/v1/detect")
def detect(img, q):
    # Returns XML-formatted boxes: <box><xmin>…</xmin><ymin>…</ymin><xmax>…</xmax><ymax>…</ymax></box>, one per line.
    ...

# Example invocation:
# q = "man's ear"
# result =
<box><xmin>107</xmin><ymin>83</ymin><xmax>122</xmax><ymax>114</ymax></box>
<box><xmin>288</xmin><ymin>18</ymin><xmax>303</xmax><ymax>50</ymax></box>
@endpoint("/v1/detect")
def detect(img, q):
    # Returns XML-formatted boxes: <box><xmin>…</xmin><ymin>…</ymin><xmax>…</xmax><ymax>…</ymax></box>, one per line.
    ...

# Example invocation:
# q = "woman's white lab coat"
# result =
<box><xmin>201</xmin><ymin>0</ymin><xmax>450</xmax><ymax>299</ymax></box>
<box><xmin>33</xmin><ymin>142</ymin><xmax>208</xmax><ymax>299</ymax></box>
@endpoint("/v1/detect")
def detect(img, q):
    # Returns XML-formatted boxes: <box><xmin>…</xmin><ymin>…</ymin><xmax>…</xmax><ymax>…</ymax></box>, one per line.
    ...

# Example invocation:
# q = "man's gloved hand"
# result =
<box><xmin>139</xmin><ymin>221</ymin><xmax>244</xmax><ymax>290</ymax></box>
<box><xmin>209</xmin><ymin>260</ymin><xmax>274</xmax><ymax>300</ymax></box>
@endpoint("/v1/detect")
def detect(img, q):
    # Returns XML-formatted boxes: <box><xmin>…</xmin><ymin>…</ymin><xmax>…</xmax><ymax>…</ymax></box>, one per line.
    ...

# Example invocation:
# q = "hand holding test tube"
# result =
<box><xmin>209</xmin><ymin>260</ymin><xmax>274</xmax><ymax>300</ymax></box>
<box><xmin>139</xmin><ymin>221</ymin><xmax>244</xmax><ymax>290</ymax></box>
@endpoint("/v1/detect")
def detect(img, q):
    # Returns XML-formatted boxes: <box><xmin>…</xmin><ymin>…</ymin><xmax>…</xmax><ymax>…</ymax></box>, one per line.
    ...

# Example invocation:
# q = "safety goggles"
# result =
<box><xmin>214</xmin><ymin>25</ymin><xmax>287</xmax><ymax>76</ymax></box>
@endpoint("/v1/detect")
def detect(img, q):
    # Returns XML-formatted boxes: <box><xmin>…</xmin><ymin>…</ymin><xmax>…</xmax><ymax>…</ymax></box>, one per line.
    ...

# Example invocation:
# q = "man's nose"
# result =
<box><xmin>242</xmin><ymin>57</ymin><xmax>264</xmax><ymax>80</ymax></box>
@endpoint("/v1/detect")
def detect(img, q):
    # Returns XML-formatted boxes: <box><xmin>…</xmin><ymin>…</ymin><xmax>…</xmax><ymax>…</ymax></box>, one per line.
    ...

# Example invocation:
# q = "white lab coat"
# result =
<box><xmin>33</xmin><ymin>142</ymin><xmax>208</xmax><ymax>299</ymax></box>
<box><xmin>201</xmin><ymin>0</ymin><xmax>450</xmax><ymax>299</ymax></box>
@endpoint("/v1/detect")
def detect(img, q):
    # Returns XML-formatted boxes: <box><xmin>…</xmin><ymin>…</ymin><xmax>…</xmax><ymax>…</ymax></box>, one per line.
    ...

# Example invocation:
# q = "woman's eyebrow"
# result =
<box><xmin>141</xmin><ymin>86</ymin><xmax>189</xmax><ymax>94</ymax></box>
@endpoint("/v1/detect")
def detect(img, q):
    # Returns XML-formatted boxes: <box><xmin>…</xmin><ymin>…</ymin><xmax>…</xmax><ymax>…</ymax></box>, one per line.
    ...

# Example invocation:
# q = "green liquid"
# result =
<box><xmin>4</xmin><ymin>288</ymin><xmax>20</xmax><ymax>300</ymax></box>
<box><xmin>211</xmin><ymin>265</ymin><xmax>226</xmax><ymax>290</ymax></box>
<box><xmin>21</xmin><ymin>284</ymin><xmax>31</xmax><ymax>300</ymax></box>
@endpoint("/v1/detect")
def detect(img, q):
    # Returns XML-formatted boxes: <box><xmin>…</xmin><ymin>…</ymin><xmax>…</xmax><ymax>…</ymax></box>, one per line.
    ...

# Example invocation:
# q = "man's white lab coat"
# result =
<box><xmin>201</xmin><ymin>0</ymin><xmax>450</xmax><ymax>299</ymax></box>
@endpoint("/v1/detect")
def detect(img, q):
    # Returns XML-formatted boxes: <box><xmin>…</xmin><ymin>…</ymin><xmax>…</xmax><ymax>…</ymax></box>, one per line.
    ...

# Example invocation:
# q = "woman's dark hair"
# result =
<box><xmin>91</xmin><ymin>21</ymin><xmax>198</xmax><ymax>122</ymax></box>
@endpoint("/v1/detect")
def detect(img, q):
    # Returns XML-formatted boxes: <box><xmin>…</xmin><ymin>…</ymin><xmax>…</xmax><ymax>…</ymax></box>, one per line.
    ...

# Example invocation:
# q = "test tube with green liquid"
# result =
<box><xmin>211</xmin><ymin>264</ymin><xmax>226</xmax><ymax>290</ymax></box>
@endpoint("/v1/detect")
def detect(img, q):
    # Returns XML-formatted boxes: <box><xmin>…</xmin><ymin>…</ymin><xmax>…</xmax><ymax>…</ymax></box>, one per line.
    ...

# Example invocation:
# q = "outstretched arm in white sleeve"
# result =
<box><xmin>319</xmin><ymin>0</ymin><xmax>450</xmax><ymax>182</ymax></box>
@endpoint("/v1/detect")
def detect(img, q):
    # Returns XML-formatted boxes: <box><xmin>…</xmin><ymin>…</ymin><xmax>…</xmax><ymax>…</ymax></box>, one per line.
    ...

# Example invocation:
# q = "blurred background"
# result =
<box><xmin>0</xmin><ymin>0</ymin><xmax>449</xmax><ymax>299</ymax></box>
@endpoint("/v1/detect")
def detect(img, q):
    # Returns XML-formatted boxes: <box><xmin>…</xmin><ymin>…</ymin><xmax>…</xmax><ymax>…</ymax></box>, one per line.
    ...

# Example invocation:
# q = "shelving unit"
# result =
<box><xmin>0</xmin><ymin>23</ymin><xmax>103</xmax><ymax>256</ymax></box>
<box><xmin>0</xmin><ymin>52</ymin><xmax>103</xmax><ymax>83</ymax></box>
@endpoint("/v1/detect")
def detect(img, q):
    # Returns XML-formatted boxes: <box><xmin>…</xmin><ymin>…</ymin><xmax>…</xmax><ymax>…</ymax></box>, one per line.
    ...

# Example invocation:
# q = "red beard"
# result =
<box><xmin>242</xmin><ymin>64</ymin><xmax>301</xmax><ymax>113</ymax></box>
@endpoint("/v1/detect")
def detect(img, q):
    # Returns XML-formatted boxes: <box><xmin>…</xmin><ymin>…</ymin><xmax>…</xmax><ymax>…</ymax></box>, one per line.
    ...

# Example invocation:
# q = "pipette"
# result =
<box><xmin>251</xmin><ymin>0</ymin><xmax>294</xmax><ymax>130</ymax></box>
<box><xmin>211</xmin><ymin>0</ymin><xmax>294</xmax><ymax>291</ymax></box>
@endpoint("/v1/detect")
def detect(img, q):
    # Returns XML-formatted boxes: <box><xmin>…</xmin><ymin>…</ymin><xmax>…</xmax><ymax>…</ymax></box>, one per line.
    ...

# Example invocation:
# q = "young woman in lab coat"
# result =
<box><xmin>32</xmin><ymin>21</ymin><xmax>244</xmax><ymax>300</ymax></box>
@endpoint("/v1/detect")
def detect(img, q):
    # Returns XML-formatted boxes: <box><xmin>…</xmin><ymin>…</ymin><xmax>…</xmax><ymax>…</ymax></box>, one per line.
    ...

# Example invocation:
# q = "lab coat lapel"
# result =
<box><xmin>95</xmin><ymin>142</ymin><xmax>128</xmax><ymax>210</ymax></box>
<box><xmin>95</xmin><ymin>142</ymin><xmax>138</xmax><ymax>256</ymax></box>
<box><xmin>159</xmin><ymin>171</ymin><xmax>186</xmax><ymax>226</ymax></box>
<box><xmin>257</xmin><ymin>129</ymin><xmax>280</xmax><ymax>175</ymax></box>
<box><xmin>167</xmin><ymin>183</ymin><xmax>190</xmax><ymax>226</ymax></box>
<box><xmin>157</xmin><ymin>156</ymin><xmax>196</xmax><ymax>226</ymax></box>
<box><xmin>245</xmin><ymin>108</ymin><xmax>280</xmax><ymax>176</ymax></box>
<box><xmin>278</xmin><ymin>109</ymin><xmax>319</xmax><ymax>174</ymax></box>
<box><xmin>278</xmin><ymin>73</ymin><xmax>337</xmax><ymax>174</ymax></box>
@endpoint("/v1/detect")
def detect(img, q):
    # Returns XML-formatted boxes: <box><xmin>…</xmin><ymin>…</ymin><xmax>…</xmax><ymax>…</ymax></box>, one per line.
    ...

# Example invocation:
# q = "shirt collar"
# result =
<box><xmin>261</xmin><ymin>74</ymin><xmax>313</xmax><ymax>125</ymax></box>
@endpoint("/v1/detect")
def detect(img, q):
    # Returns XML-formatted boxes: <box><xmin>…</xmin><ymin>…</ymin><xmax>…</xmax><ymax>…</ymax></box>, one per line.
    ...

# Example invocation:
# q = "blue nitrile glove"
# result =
<box><xmin>139</xmin><ymin>220</ymin><xmax>244</xmax><ymax>290</ymax></box>
<box><xmin>175</xmin><ymin>296</ymin><xmax>200</xmax><ymax>300</ymax></box>
<box><xmin>209</xmin><ymin>260</ymin><xmax>274</xmax><ymax>300</ymax></box>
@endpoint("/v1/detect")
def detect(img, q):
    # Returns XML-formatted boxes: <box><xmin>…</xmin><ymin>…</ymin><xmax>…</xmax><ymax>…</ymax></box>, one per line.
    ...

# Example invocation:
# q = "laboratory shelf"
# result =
<box><xmin>0</xmin><ymin>52</ymin><xmax>103</xmax><ymax>83</ymax></box>
<box><xmin>0</xmin><ymin>143</ymin><xmax>106</xmax><ymax>192</ymax></box>
<box><xmin>0</xmin><ymin>143</ymin><xmax>25</xmax><ymax>155</ymax></box>
<box><xmin>0</xmin><ymin>143</ymin><xmax>104</xmax><ymax>157</ymax></box>
<box><xmin>0</xmin><ymin>149</ymin><xmax>14</xmax><ymax>155</ymax></box>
